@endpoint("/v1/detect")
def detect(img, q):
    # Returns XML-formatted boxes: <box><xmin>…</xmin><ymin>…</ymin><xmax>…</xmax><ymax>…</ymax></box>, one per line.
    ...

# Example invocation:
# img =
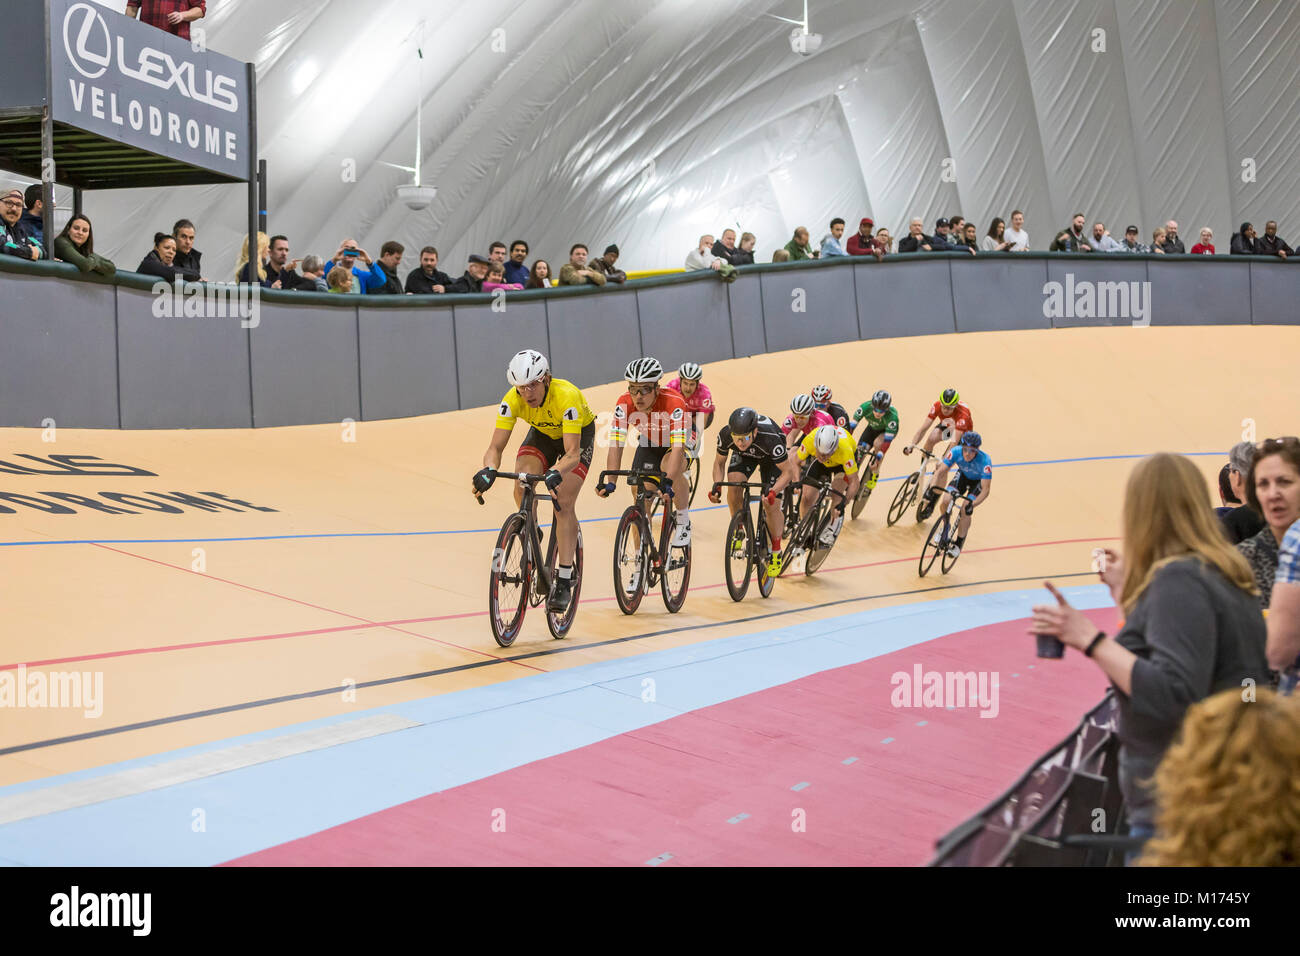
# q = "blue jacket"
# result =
<box><xmin>504</xmin><ymin>260</ymin><xmax>530</xmax><ymax>285</ymax></box>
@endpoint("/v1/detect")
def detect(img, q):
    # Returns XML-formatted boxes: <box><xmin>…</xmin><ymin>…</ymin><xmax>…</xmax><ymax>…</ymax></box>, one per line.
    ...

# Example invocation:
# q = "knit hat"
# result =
<box><xmin>604</xmin><ymin>244</ymin><xmax>619</xmax><ymax>255</ymax></box>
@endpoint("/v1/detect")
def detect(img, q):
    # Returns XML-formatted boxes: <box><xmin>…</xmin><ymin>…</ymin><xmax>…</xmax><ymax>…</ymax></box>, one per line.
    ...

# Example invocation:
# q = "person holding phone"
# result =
<box><xmin>1028</xmin><ymin>453</ymin><xmax>1268</xmax><ymax>853</ymax></box>
<box><xmin>323</xmin><ymin>239</ymin><xmax>380</xmax><ymax>294</ymax></box>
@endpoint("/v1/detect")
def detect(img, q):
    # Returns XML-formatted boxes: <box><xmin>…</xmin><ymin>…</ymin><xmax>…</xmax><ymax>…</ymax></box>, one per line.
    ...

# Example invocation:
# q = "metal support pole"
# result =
<box><xmin>40</xmin><ymin>106</ymin><xmax>54</xmax><ymax>253</ymax></box>
<box><xmin>73</xmin><ymin>187</ymin><xmax>83</xmax><ymax>218</ymax></box>
<box><xmin>258</xmin><ymin>158</ymin><xmax>267</xmax><ymax>233</ymax></box>
<box><xmin>246</xmin><ymin>62</ymin><xmax>258</xmax><ymax>284</ymax></box>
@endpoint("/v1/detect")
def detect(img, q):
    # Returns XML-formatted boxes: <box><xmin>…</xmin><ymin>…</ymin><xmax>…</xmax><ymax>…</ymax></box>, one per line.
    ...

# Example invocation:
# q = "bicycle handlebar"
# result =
<box><xmin>473</xmin><ymin>471</ymin><xmax>561</xmax><ymax>514</ymax></box>
<box><xmin>597</xmin><ymin>468</ymin><xmax>668</xmax><ymax>487</ymax></box>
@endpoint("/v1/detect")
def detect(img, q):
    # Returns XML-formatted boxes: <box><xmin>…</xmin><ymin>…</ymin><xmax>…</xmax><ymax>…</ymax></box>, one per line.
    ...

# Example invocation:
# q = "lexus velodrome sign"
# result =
<box><xmin>51</xmin><ymin>0</ymin><xmax>248</xmax><ymax>179</ymax></box>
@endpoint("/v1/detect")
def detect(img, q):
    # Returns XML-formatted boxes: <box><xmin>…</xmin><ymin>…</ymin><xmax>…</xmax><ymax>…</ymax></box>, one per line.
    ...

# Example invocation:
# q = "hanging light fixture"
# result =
<box><xmin>767</xmin><ymin>0</ymin><xmax>822</xmax><ymax>56</ymax></box>
<box><xmin>383</xmin><ymin>24</ymin><xmax>438</xmax><ymax>211</ymax></box>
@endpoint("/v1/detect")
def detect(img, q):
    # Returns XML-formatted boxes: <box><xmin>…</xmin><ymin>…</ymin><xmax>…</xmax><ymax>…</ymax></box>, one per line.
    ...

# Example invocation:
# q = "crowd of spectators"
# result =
<box><xmin>1029</xmin><ymin>438</ymin><xmax>1300</xmax><ymax>865</ymax></box>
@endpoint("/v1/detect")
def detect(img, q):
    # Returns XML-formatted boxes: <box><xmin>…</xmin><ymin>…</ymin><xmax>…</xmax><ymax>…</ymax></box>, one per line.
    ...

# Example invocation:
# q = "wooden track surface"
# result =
<box><xmin>2</xmin><ymin>325</ymin><xmax>1295</xmax><ymax>787</ymax></box>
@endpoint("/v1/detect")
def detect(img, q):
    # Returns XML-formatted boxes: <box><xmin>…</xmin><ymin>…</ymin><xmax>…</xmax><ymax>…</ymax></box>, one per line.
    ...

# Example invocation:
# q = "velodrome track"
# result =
<box><xmin>0</xmin><ymin>324</ymin><xmax>1295</xmax><ymax>866</ymax></box>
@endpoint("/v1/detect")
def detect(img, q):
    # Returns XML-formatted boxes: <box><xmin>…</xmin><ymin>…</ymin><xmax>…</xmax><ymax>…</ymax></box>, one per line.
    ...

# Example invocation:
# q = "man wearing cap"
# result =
<box><xmin>846</xmin><ymin>216</ymin><xmax>884</xmax><ymax>260</ymax></box>
<box><xmin>590</xmin><ymin>244</ymin><xmax>627</xmax><ymax>283</ymax></box>
<box><xmin>446</xmin><ymin>254</ymin><xmax>491</xmax><ymax>294</ymax></box>
<box><xmin>819</xmin><ymin>218</ymin><xmax>849</xmax><ymax>258</ymax></box>
<box><xmin>1</xmin><ymin>189</ymin><xmax>42</xmax><ymax>260</ymax></box>
<box><xmin>1117</xmin><ymin>225</ymin><xmax>1151</xmax><ymax>253</ymax></box>
<box><xmin>932</xmin><ymin>218</ymin><xmax>953</xmax><ymax>247</ymax></box>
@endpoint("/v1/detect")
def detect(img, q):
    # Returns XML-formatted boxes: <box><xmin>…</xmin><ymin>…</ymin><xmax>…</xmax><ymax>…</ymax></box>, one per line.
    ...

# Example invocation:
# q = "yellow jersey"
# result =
<box><xmin>495</xmin><ymin>377</ymin><xmax>596</xmax><ymax>439</ymax></box>
<box><xmin>798</xmin><ymin>427</ymin><xmax>859</xmax><ymax>473</ymax></box>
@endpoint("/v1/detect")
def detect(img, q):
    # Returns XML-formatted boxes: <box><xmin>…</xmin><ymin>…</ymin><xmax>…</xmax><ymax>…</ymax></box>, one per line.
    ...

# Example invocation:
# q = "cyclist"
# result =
<box><xmin>596</xmin><ymin>357</ymin><xmax>693</xmax><ymax>547</ymax></box>
<box><xmin>850</xmin><ymin>389</ymin><xmax>900</xmax><ymax>492</ymax></box>
<box><xmin>664</xmin><ymin>361</ymin><xmax>715</xmax><ymax>457</ymax></box>
<box><xmin>797</xmin><ymin>424</ymin><xmax>861</xmax><ymax>547</ymax></box>
<box><xmin>783</xmin><ymin>393</ymin><xmax>834</xmax><ymax>450</ymax></box>
<box><xmin>903</xmin><ymin>388</ymin><xmax>973</xmax><ymax>518</ymax></box>
<box><xmin>473</xmin><ymin>349</ymin><xmax>595</xmax><ymax>612</ymax></box>
<box><xmin>928</xmin><ymin>431</ymin><xmax>992</xmax><ymax>558</ymax></box>
<box><xmin>811</xmin><ymin>385</ymin><xmax>851</xmax><ymax>430</ymax></box>
<box><xmin>708</xmin><ymin>407</ymin><xmax>800</xmax><ymax>576</ymax></box>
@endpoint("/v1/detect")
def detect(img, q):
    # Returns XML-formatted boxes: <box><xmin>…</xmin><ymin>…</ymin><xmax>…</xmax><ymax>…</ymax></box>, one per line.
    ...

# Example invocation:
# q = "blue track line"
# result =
<box><xmin>0</xmin><ymin>450</ymin><xmax>1222</xmax><ymax>548</ymax></box>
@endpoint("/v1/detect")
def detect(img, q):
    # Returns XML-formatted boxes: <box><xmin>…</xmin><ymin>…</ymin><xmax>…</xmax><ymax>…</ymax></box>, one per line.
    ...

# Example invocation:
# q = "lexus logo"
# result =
<box><xmin>62</xmin><ymin>3</ymin><xmax>111</xmax><ymax>80</ymax></box>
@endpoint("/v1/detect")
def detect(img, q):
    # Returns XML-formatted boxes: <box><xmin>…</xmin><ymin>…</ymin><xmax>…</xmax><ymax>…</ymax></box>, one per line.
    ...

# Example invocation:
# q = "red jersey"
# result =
<box><xmin>611</xmin><ymin>390</ymin><xmax>689</xmax><ymax>448</ymax></box>
<box><xmin>928</xmin><ymin>401</ymin><xmax>973</xmax><ymax>434</ymax></box>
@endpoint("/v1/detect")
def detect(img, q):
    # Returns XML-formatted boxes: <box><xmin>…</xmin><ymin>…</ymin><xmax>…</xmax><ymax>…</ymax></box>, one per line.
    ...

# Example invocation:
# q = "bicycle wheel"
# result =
<box><xmin>782</xmin><ymin>483</ymin><xmax>802</xmax><ymax>540</ymax></box>
<box><xmin>805</xmin><ymin>497</ymin><xmax>837</xmax><ymax>576</ymax></box>
<box><xmin>850</xmin><ymin>470</ymin><xmax>873</xmax><ymax>520</ymax></box>
<box><xmin>755</xmin><ymin>511</ymin><xmax>777</xmax><ymax>598</ymax></box>
<box><xmin>546</xmin><ymin>526</ymin><xmax>582</xmax><ymax>639</ymax></box>
<box><xmin>724</xmin><ymin>507</ymin><xmax>753</xmax><ymax>602</ymax></box>
<box><xmin>778</xmin><ymin>497</ymin><xmax>818</xmax><ymax>576</ymax></box>
<box><xmin>660</xmin><ymin>509</ymin><xmax>691</xmax><ymax>613</ymax></box>
<box><xmin>686</xmin><ymin>453</ymin><xmax>701</xmax><ymax>506</ymax></box>
<box><xmin>918</xmin><ymin>511</ymin><xmax>949</xmax><ymax>577</ymax></box>
<box><xmin>612</xmin><ymin>507</ymin><xmax>648</xmax><ymax>615</ymax></box>
<box><xmin>488</xmin><ymin>513</ymin><xmax>530</xmax><ymax>647</ymax></box>
<box><xmin>887</xmin><ymin>472</ymin><xmax>918</xmax><ymax>526</ymax></box>
<box><xmin>941</xmin><ymin>521</ymin><xmax>964</xmax><ymax>574</ymax></box>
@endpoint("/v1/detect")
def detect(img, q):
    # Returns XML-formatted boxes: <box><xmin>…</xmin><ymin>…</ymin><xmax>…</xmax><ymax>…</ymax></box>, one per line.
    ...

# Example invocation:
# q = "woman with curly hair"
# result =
<box><xmin>1029</xmin><ymin>453</ymin><xmax>1269</xmax><ymax>854</ymax></box>
<box><xmin>1138</xmin><ymin>688</ymin><xmax>1300</xmax><ymax>866</ymax></box>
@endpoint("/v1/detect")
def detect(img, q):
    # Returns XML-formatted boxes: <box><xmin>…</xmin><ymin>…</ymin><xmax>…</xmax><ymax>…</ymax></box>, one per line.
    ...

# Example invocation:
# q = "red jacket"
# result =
<box><xmin>847</xmin><ymin>231</ymin><xmax>883</xmax><ymax>256</ymax></box>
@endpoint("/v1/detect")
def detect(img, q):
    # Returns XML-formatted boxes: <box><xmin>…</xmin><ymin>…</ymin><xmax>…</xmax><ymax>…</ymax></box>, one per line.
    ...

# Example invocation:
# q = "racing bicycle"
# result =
<box><xmin>716</xmin><ymin>480</ymin><xmax>778</xmax><ymax>601</ymax></box>
<box><xmin>918</xmin><ymin>486</ymin><xmax>978</xmax><ymax>577</ymax></box>
<box><xmin>600</xmin><ymin>467</ymin><xmax>692</xmax><ymax>614</ymax></box>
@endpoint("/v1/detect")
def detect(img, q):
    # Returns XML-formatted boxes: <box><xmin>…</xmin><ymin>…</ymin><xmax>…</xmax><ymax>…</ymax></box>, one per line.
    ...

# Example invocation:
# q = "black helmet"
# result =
<box><xmin>871</xmin><ymin>389</ymin><xmax>891</xmax><ymax>412</ymax></box>
<box><xmin>728</xmin><ymin>407</ymin><xmax>758</xmax><ymax>435</ymax></box>
<box><xmin>940</xmin><ymin>388</ymin><xmax>959</xmax><ymax>407</ymax></box>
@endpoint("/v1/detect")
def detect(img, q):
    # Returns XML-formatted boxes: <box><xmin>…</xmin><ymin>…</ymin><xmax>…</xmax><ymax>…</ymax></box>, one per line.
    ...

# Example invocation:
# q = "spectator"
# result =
<box><xmin>1030</xmin><ymin>452</ymin><xmax>1268</xmax><ymax>850</ymax></box>
<box><xmin>711</xmin><ymin>229</ymin><xmax>740</xmax><ymax>264</ymax></box>
<box><xmin>262</xmin><ymin>235</ymin><xmax>300</xmax><ymax>290</ymax></box>
<box><xmin>52</xmin><ymin>215</ymin><xmax>115</xmax><ymax>276</ymax></box>
<box><xmin>482</xmin><ymin>262</ymin><xmax>523</xmax><ymax>292</ymax></box>
<box><xmin>686</xmin><ymin>235</ymin><xmax>725</xmax><ymax>273</ymax></box>
<box><xmin>1219</xmin><ymin>441</ymin><xmax>1264</xmax><ymax>544</ymax></box>
<box><xmin>138</xmin><ymin>232</ymin><xmax>201</xmax><ymax>283</ymax></box>
<box><xmin>1160</xmin><ymin>220</ymin><xmax>1186</xmax><ymax>254</ymax></box>
<box><xmin>1137</xmin><ymin>688</ymin><xmax>1300</xmax><ymax>866</ymax></box>
<box><xmin>446</xmin><ymin>254</ymin><xmax>490</xmax><ymax>294</ymax></box>
<box><xmin>405</xmin><ymin>247</ymin><xmax>452</xmax><ymax>294</ymax></box>
<box><xmin>1190</xmin><ymin>227</ymin><xmax>1215</xmax><ymax>255</ymax></box>
<box><xmin>1049</xmin><ymin>213</ymin><xmax>1092</xmax><ymax>252</ymax></box>
<box><xmin>20</xmin><ymin>184</ymin><xmax>46</xmax><ymax>245</ymax></box>
<box><xmin>327</xmin><ymin>266</ymin><xmax>353</xmax><ymax>294</ymax></box>
<box><xmin>124</xmin><ymin>0</ymin><xmax>205</xmax><ymax>40</ymax></box>
<box><xmin>324</xmin><ymin>239</ymin><xmax>380</xmax><ymax>294</ymax></box>
<box><xmin>286</xmin><ymin>255</ymin><xmax>328</xmax><ymax>292</ymax></box>
<box><xmin>525</xmin><ymin>260</ymin><xmax>552</xmax><ymax>289</ymax></box>
<box><xmin>932</xmin><ymin>217</ymin><xmax>952</xmax><ymax>246</ymax></box>
<box><xmin>368</xmin><ymin>240</ymin><xmax>405</xmax><ymax>295</ymax></box>
<box><xmin>559</xmin><ymin>243</ymin><xmax>608</xmax><ymax>286</ymax></box>
<box><xmin>1004</xmin><ymin>210</ymin><xmax>1030</xmax><ymax>251</ymax></box>
<box><xmin>0</xmin><ymin>189</ymin><xmax>41</xmax><ymax>259</ymax></box>
<box><xmin>504</xmin><ymin>240</ymin><xmax>530</xmax><ymax>286</ymax></box>
<box><xmin>1268</xmin><ymin>512</ymin><xmax>1300</xmax><ymax>684</ymax></box>
<box><xmin>487</xmin><ymin>242</ymin><xmax>507</xmax><ymax>269</ymax></box>
<box><xmin>731</xmin><ymin>233</ymin><xmax>757</xmax><ymax>266</ymax></box>
<box><xmin>820</xmin><ymin>218</ymin><xmax>849</xmax><ymax>258</ymax></box>
<box><xmin>1254</xmin><ymin>221</ymin><xmax>1292</xmax><ymax>259</ymax></box>
<box><xmin>1229</xmin><ymin>222</ymin><xmax>1257</xmax><ymax>256</ymax></box>
<box><xmin>1151</xmin><ymin>227</ymin><xmax>1168</xmax><ymax>254</ymax></box>
<box><xmin>947</xmin><ymin>215</ymin><xmax>966</xmax><ymax>247</ymax></box>
<box><xmin>784</xmin><ymin>227</ymin><xmax>816</xmax><ymax>261</ymax></box>
<box><xmin>846</xmin><ymin>217</ymin><xmax>883</xmax><ymax>260</ymax></box>
<box><xmin>897</xmin><ymin>218</ymin><xmax>934</xmax><ymax>253</ymax></box>
<box><xmin>875</xmin><ymin>227</ymin><xmax>893</xmax><ymax>253</ymax></box>
<box><xmin>981</xmin><ymin>218</ymin><xmax>1011</xmax><ymax>252</ymax></box>
<box><xmin>590</xmin><ymin>244</ymin><xmax>627</xmax><ymax>283</ymax></box>
<box><xmin>172</xmin><ymin>219</ymin><xmax>201</xmax><ymax>275</ymax></box>
<box><xmin>1238</xmin><ymin>436</ymin><xmax>1300</xmax><ymax>609</ymax></box>
<box><xmin>956</xmin><ymin>222</ymin><xmax>979</xmax><ymax>252</ymax></box>
<box><xmin>234</xmin><ymin>231</ymin><xmax>268</xmax><ymax>284</ymax></box>
<box><xmin>1091</xmin><ymin>222</ymin><xmax>1124</xmax><ymax>253</ymax></box>
<box><xmin>772</xmin><ymin>248</ymin><xmax>791</xmax><ymax>262</ymax></box>
<box><xmin>1117</xmin><ymin>225</ymin><xmax>1150</xmax><ymax>253</ymax></box>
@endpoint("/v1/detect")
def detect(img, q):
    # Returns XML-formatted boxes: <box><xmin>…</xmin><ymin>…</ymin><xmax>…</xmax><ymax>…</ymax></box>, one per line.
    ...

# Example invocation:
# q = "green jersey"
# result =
<box><xmin>853</xmin><ymin>403</ymin><xmax>899</xmax><ymax>435</ymax></box>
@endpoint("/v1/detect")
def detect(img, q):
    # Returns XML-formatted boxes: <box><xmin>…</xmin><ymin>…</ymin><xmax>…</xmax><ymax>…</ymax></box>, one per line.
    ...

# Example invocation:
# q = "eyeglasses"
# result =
<box><xmin>0</xmin><ymin>199</ymin><xmax>22</xmax><ymax>208</ymax></box>
<box><xmin>628</xmin><ymin>385</ymin><xmax>656</xmax><ymax>397</ymax></box>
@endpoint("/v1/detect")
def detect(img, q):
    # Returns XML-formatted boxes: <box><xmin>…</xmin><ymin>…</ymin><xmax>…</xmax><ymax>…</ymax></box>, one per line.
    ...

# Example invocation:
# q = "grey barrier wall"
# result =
<box><xmin>0</xmin><ymin>253</ymin><xmax>1296</xmax><ymax>429</ymax></box>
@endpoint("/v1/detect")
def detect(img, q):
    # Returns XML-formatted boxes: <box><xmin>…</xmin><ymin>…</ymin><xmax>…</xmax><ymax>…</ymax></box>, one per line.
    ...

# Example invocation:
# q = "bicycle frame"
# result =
<box><xmin>477</xmin><ymin>471</ymin><xmax>558</xmax><ymax>597</ymax></box>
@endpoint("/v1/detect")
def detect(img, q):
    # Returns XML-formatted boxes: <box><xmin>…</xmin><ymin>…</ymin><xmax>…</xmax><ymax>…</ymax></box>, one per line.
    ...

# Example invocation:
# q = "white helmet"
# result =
<box><xmin>678</xmin><ymin>361</ymin><xmax>703</xmax><ymax>381</ymax></box>
<box><xmin>790</xmin><ymin>393</ymin><xmax>815</xmax><ymax>416</ymax></box>
<box><xmin>814</xmin><ymin>425</ymin><xmax>840</xmax><ymax>456</ymax></box>
<box><xmin>507</xmin><ymin>349</ymin><xmax>549</xmax><ymax>387</ymax></box>
<box><xmin>624</xmin><ymin>356</ymin><xmax>664</xmax><ymax>384</ymax></box>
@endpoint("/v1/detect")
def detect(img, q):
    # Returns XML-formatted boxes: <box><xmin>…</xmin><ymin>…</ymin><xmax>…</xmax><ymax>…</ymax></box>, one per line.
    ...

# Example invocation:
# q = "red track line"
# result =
<box><xmin>83</xmin><ymin>543</ymin><xmax>548</xmax><ymax>674</ymax></box>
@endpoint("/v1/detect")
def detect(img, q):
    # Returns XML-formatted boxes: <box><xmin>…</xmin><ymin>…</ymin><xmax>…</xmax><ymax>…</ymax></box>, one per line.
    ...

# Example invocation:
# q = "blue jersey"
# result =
<box><xmin>944</xmin><ymin>447</ymin><xmax>993</xmax><ymax>482</ymax></box>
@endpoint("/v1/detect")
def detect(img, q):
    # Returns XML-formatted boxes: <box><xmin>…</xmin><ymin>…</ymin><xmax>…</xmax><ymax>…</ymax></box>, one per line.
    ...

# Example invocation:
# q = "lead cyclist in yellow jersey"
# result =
<box><xmin>797</xmin><ymin>425</ymin><xmax>861</xmax><ymax>546</ymax></box>
<box><xmin>472</xmin><ymin>349</ymin><xmax>596</xmax><ymax>612</ymax></box>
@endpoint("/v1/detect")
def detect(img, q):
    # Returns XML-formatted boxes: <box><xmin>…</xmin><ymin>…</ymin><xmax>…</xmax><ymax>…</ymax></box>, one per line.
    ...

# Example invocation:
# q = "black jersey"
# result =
<box><xmin>821</xmin><ymin>402</ymin><xmax>851</xmax><ymax>429</ymax></box>
<box><xmin>716</xmin><ymin>415</ymin><xmax>789</xmax><ymax>462</ymax></box>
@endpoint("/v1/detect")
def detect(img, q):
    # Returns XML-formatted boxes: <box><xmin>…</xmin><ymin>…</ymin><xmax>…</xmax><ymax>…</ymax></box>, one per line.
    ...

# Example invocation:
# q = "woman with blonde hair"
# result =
<box><xmin>1138</xmin><ymin>688</ymin><xmax>1300</xmax><ymax>866</ymax></box>
<box><xmin>235</xmin><ymin>230</ymin><xmax>269</xmax><ymax>283</ymax></box>
<box><xmin>1029</xmin><ymin>453</ymin><xmax>1269</xmax><ymax>853</ymax></box>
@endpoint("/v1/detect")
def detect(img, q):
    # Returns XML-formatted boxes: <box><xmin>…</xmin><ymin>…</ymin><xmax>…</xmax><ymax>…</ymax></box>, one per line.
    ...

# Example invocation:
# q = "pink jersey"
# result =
<box><xmin>782</xmin><ymin>408</ymin><xmax>834</xmax><ymax>437</ymax></box>
<box><xmin>664</xmin><ymin>378</ymin><xmax>714</xmax><ymax>415</ymax></box>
